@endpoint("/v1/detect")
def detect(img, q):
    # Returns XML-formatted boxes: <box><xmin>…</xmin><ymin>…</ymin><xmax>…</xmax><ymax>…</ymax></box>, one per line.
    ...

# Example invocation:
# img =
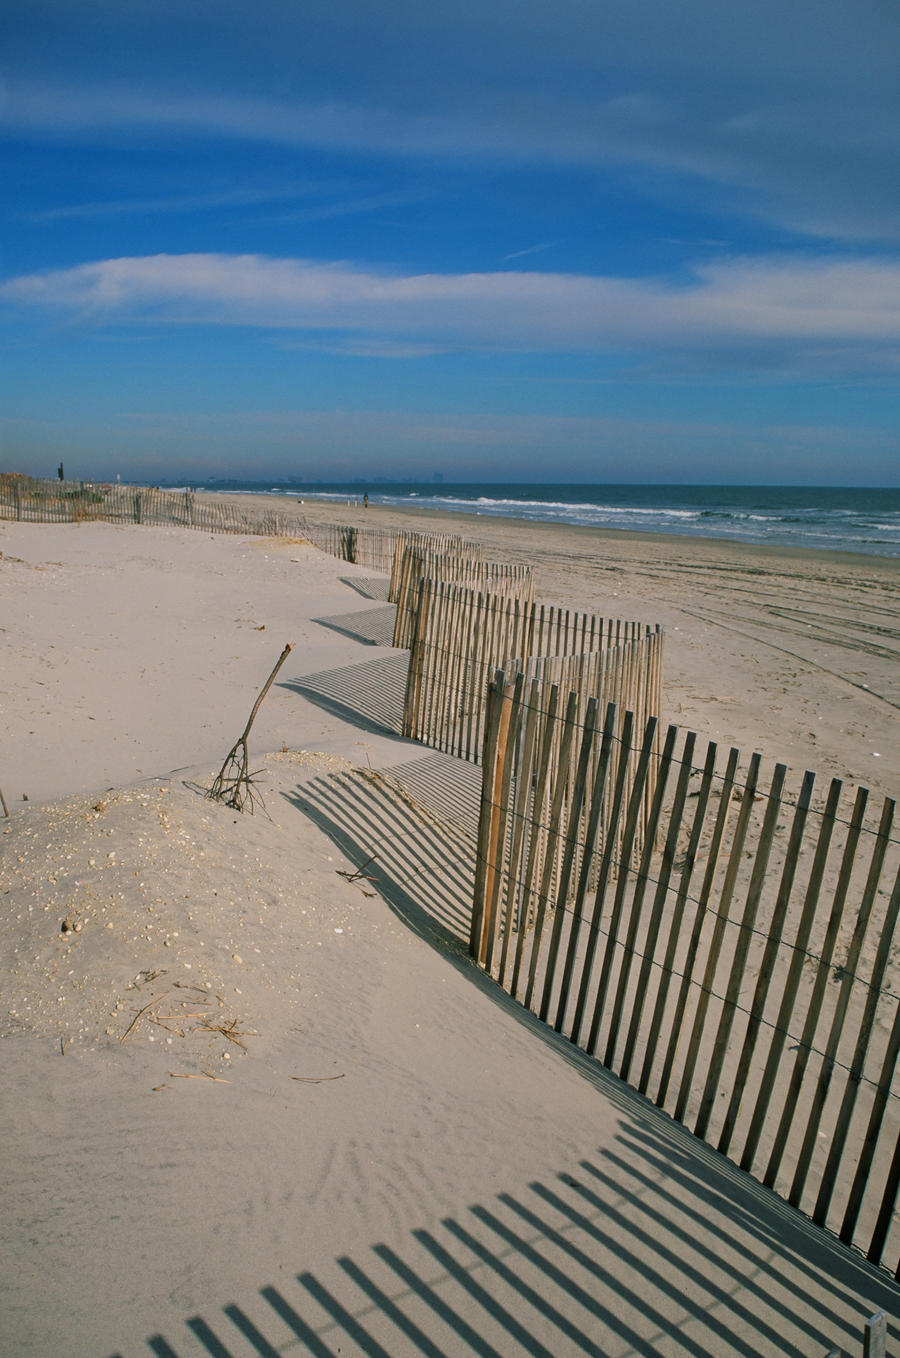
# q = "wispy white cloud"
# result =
<box><xmin>265</xmin><ymin>188</ymin><xmax>433</xmax><ymax>226</ymax></box>
<box><xmin>11</xmin><ymin>180</ymin><xmax>345</xmax><ymax>223</ymax></box>
<box><xmin>5</xmin><ymin>83</ymin><xmax>518</xmax><ymax>159</ymax></box>
<box><xmin>6</xmin><ymin>68</ymin><xmax>900</xmax><ymax>243</ymax></box>
<box><xmin>503</xmin><ymin>241</ymin><xmax>558</xmax><ymax>262</ymax></box>
<box><xmin>3</xmin><ymin>251</ymin><xmax>900</xmax><ymax>375</ymax></box>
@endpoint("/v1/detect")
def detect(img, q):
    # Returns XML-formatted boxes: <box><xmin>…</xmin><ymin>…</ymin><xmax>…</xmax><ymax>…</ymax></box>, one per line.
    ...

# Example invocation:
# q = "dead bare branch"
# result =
<box><xmin>208</xmin><ymin>642</ymin><xmax>293</xmax><ymax>812</ymax></box>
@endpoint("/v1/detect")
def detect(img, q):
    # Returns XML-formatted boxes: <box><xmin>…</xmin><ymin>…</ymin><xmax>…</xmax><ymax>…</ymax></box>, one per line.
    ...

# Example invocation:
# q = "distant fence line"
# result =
<box><xmin>3</xmin><ymin>477</ymin><xmax>663</xmax><ymax>781</ymax></box>
<box><xmin>0</xmin><ymin>478</ymin><xmax>310</xmax><ymax>538</ymax></box>
<box><xmin>0</xmin><ymin>479</ymin><xmax>429</xmax><ymax>570</ymax></box>
<box><xmin>471</xmin><ymin>668</ymin><xmax>900</xmax><ymax>1274</ymax></box>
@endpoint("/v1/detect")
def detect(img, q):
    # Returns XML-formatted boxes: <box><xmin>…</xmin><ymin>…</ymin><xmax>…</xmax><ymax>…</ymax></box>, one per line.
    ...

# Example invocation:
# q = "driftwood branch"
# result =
<box><xmin>208</xmin><ymin>643</ymin><xmax>293</xmax><ymax>812</ymax></box>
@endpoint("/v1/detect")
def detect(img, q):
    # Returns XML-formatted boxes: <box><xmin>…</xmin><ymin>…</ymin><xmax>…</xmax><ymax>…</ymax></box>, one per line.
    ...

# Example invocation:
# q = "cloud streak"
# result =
<box><xmin>6</xmin><ymin>67</ymin><xmax>900</xmax><ymax>243</ymax></box>
<box><xmin>4</xmin><ymin>251</ymin><xmax>899</xmax><ymax>375</ymax></box>
<box><xmin>11</xmin><ymin>179</ymin><xmax>349</xmax><ymax>223</ymax></box>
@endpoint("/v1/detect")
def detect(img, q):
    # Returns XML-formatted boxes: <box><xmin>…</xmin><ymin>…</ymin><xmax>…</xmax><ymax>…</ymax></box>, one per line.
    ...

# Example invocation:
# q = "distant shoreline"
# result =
<box><xmin>197</xmin><ymin>486</ymin><xmax>896</xmax><ymax>569</ymax></box>
<box><xmin>187</xmin><ymin>479</ymin><xmax>900</xmax><ymax>560</ymax></box>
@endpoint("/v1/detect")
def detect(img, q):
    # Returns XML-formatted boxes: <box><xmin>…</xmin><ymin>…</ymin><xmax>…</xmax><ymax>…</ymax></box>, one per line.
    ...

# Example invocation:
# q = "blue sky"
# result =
<box><xmin>1</xmin><ymin>0</ymin><xmax>898</xmax><ymax>485</ymax></box>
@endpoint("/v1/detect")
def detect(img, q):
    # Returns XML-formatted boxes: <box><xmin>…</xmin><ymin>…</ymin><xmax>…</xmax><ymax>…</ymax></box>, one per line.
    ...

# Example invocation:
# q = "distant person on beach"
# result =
<box><xmin>363</xmin><ymin>493</ymin><xmax>369</xmax><ymax>508</ymax></box>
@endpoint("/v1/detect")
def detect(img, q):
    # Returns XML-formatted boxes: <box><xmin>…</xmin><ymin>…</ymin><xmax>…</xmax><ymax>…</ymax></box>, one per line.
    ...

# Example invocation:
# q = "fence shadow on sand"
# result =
<box><xmin>285</xmin><ymin>756</ymin><xmax>477</xmax><ymax>946</ymax></box>
<box><xmin>108</xmin><ymin>1097</ymin><xmax>899</xmax><ymax>1356</ymax></box>
<box><xmin>313</xmin><ymin>604</ymin><xmax>399</xmax><ymax>649</ymax></box>
<box><xmin>104</xmin><ymin>713</ymin><xmax>900</xmax><ymax>1356</ymax></box>
<box><xmin>275</xmin><ymin>753</ymin><xmax>899</xmax><ymax>1355</ymax></box>
<box><xmin>339</xmin><ymin>575</ymin><xmax>391</xmax><ymax>602</ymax></box>
<box><xmin>281</xmin><ymin>653</ymin><xmax>410</xmax><ymax>738</ymax></box>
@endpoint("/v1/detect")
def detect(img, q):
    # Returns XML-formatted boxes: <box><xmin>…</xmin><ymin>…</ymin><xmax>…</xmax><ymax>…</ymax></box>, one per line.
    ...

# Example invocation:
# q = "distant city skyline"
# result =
<box><xmin>2</xmin><ymin>1</ymin><xmax>898</xmax><ymax>486</ymax></box>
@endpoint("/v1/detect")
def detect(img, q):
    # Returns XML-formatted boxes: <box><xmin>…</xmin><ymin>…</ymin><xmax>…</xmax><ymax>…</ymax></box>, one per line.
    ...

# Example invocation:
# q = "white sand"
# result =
<box><xmin>1</xmin><ymin>517</ymin><xmax>898</xmax><ymax>1356</ymax></box>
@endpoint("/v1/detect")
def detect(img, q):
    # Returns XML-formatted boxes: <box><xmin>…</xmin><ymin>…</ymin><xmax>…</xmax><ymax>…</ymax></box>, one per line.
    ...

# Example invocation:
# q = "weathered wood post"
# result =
<box><xmin>864</xmin><ymin>1311</ymin><xmax>886</xmax><ymax>1358</ymax></box>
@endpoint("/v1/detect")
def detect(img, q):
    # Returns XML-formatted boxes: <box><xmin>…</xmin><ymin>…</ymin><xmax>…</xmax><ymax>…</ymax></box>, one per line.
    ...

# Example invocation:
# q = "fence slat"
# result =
<box><xmin>498</xmin><ymin>678</ymin><xmax>544</xmax><ymax>986</ymax></box>
<box><xmin>552</xmin><ymin>702</ymin><xmax>619</xmax><ymax>1036</ymax></box>
<box><xmin>606</xmin><ymin>722</ymin><xmax>679</xmax><ymax>1079</ymax></box>
<box><xmin>673</xmin><ymin>750</ymin><xmax>760</xmax><ymax>1128</ymax></box>
<box><xmin>586</xmin><ymin>715</ymin><xmax>660</xmax><ymax>1059</ymax></box>
<box><xmin>694</xmin><ymin>761</ymin><xmax>786</xmax><ymax>1142</ymax></box>
<box><xmin>621</xmin><ymin>728</ymin><xmax>696</xmax><ymax>1086</ymax></box>
<box><xmin>569</xmin><ymin>710</ymin><xmax>636</xmax><ymax>1048</ymax></box>
<box><xmin>864</xmin><ymin>1311</ymin><xmax>887</xmax><ymax>1358</ymax></box>
<box><xmin>793</xmin><ymin>795</ymin><xmax>896</xmax><ymax>1211</ymax></box>
<box><xmin>510</xmin><ymin>685</ymin><xmax>561</xmax><ymax>1000</ymax></box>
<box><xmin>717</xmin><ymin>769</ymin><xmax>816</xmax><ymax>1157</ymax></box>
<box><xmin>537</xmin><ymin>698</ymin><xmax>599</xmax><ymax>1024</ymax></box>
<box><xmin>819</xmin><ymin>852</ymin><xmax>900</xmax><ymax>1230</ymax></box>
<box><xmin>869</xmin><ymin>1120</ymin><xmax>900</xmax><ymax>1268</ymax></box>
<box><xmin>470</xmin><ymin>670</ymin><xmax>508</xmax><ymax>961</ymax></box>
<box><xmin>483</xmin><ymin>671</ymin><xmax>525</xmax><ymax>974</ymax></box>
<box><xmin>523</xmin><ymin>689</ymin><xmax>581</xmax><ymax>1011</ymax></box>
<box><xmin>842</xmin><ymin>982</ymin><xmax>900</xmax><ymax>1243</ymax></box>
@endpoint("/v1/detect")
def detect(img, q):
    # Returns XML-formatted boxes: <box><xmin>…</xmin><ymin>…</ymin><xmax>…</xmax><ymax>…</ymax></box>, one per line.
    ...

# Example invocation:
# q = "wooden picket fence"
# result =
<box><xmin>402</xmin><ymin>576</ymin><xmax>662</xmax><ymax>766</ymax></box>
<box><xmin>387</xmin><ymin>528</ymin><xmax>466</xmax><ymax>600</ymax></box>
<box><xmin>392</xmin><ymin>542</ymin><xmax>535</xmax><ymax>648</ymax></box>
<box><xmin>303</xmin><ymin>521</ymin><xmax>401</xmax><ymax>573</ymax></box>
<box><xmin>0</xmin><ymin>477</ymin><xmax>310</xmax><ymax>537</ymax></box>
<box><xmin>0</xmin><ymin>478</ymin><xmax>413</xmax><ymax>561</ymax></box>
<box><xmin>471</xmin><ymin>670</ymin><xmax>900</xmax><ymax>1274</ymax></box>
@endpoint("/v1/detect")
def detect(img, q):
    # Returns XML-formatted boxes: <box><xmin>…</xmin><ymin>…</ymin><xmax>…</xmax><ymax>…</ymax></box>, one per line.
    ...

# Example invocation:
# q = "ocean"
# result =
<box><xmin>185</xmin><ymin>482</ymin><xmax>900</xmax><ymax>559</ymax></box>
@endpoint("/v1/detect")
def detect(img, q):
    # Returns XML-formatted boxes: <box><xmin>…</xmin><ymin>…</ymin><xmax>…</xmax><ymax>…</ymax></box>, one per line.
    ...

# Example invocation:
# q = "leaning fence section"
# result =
<box><xmin>402</xmin><ymin>577</ymin><xmax>661</xmax><ymax>764</ymax></box>
<box><xmin>387</xmin><ymin>528</ymin><xmax>466</xmax><ymax>601</ymax></box>
<box><xmin>471</xmin><ymin>672</ymin><xmax>900</xmax><ymax>1274</ymax></box>
<box><xmin>392</xmin><ymin>542</ymin><xmax>535</xmax><ymax>649</ymax></box>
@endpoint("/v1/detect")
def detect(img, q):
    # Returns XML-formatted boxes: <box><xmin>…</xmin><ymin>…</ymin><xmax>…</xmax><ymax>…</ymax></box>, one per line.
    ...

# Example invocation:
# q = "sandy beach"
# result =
<box><xmin>216</xmin><ymin>491</ymin><xmax>900</xmax><ymax>798</ymax></box>
<box><xmin>2</xmin><ymin>508</ymin><xmax>899</xmax><ymax>1356</ymax></box>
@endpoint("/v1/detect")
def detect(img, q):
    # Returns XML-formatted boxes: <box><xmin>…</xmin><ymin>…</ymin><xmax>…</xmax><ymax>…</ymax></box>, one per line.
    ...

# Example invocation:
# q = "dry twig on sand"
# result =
<box><xmin>336</xmin><ymin>854</ymin><xmax>378</xmax><ymax>885</ymax></box>
<box><xmin>120</xmin><ymin>992</ymin><xmax>170</xmax><ymax>1043</ymax></box>
<box><xmin>169</xmin><ymin>1070</ymin><xmax>232</xmax><ymax>1083</ymax></box>
<box><xmin>198</xmin><ymin>1017</ymin><xmax>257</xmax><ymax>1050</ymax></box>
<box><xmin>208</xmin><ymin>642</ymin><xmax>293</xmax><ymax>812</ymax></box>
